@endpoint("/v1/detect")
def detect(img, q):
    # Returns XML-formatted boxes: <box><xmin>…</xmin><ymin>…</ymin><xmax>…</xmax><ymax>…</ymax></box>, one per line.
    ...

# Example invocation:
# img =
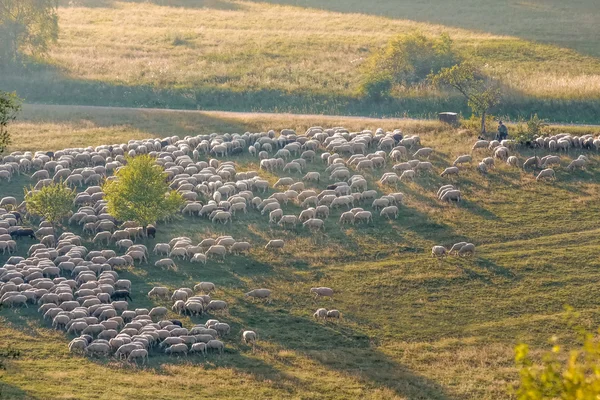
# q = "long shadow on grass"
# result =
<box><xmin>0</xmin><ymin>61</ymin><xmax>462</xmax><ymax>119</ymax></box>
<box><xmin>231</xmin><ymin>303</ymin><xmax>456</xmax><ymax>400</ymax></box>
<box><xmin>244</xmin><ymin>0</ymin><xmax>600</xmax><ymax>58</ymax></box>
<box><xmin>0</xmin><ymin>381</ymin><xmax>38</xmax><ymax>400</ymax></box>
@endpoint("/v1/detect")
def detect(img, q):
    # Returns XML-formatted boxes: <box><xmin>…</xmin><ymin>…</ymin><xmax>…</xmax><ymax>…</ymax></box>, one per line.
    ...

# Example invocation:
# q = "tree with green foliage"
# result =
<box><xmin>513</xmin><ymin>114</ymin><xmax>549</xmax><ymax>145</ymax></box>
<box><xmin>514</xmin><ymin>309</ymin><xmax>600</xmax><ymax>399</ymax></box>
<box><xmin>360</xmin><ymin>32</ymin><xmax>458</xmax><ymax>100</ymax></box>
<box><xmin>25</xmin><ymin>181</ymin><xmax>75</xmax><ymax>228</ymax></box>
<box><xmin>430</xmin><ymin>62</ymin><xmax>501</xmax><ymax>134</ymax></box>
<box><xmin>103</xmin><ymin>155</ymin><xmax>184</xmax><ymax>232</ymax></box>
<box><xmin>0</xmin><ymin>91</ymin><xmax>22</xmax><ymax>154</ymax></box>
<box><xmin>0</xmin><ymin>0</ymin><xmax>59</xmax><ymax>62</ymax></box>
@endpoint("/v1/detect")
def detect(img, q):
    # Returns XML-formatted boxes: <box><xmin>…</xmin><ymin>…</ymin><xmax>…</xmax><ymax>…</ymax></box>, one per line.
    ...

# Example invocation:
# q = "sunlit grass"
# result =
<box><xmin>2</xmin><ymin>107</ymin><xmax>600</xmax><ymax>399</ymax></box>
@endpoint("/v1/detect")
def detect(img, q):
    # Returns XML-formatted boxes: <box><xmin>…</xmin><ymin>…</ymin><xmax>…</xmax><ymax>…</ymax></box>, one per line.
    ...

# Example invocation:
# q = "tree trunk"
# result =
<box><xmin>480</xmin><ymin>111</ymin><xmax>487</xmax><ymax>135</ymax></box>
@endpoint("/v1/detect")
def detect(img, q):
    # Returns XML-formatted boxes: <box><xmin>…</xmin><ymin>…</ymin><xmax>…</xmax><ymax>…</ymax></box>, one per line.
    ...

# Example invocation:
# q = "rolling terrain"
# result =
<box><xmin>1</xmin><ymin>0</ymin><xmax>600</xmax><ymax>121</ymax></box>
<box><xmin>1</xmin><ymin>106</ymin><xmax>600</xmax><ymax>399</ymax></box>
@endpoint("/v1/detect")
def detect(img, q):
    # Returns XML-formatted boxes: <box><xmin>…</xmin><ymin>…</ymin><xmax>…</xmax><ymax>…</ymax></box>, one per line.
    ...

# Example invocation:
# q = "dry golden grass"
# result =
<box><xmin>3</xmin><ymin>105</ymin><xmax>600</xmax><ymax>399</ymax></box>
<box><xmin>46</xmin><ymin>1</ymin><xmax>600</xmax><ymax>99</ymax></box>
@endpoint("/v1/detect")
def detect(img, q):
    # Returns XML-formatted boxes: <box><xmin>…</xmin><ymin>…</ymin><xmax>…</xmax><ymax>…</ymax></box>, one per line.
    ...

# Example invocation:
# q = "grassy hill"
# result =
<box><xmin>2</xmin><ymin>106</ymin><xmax>600</xmax><ymax>399</ymax></box>
<box><xmin>1</xmin><ymin>0</ymin><xmax>599</xmax><ymax>122</ymax></box>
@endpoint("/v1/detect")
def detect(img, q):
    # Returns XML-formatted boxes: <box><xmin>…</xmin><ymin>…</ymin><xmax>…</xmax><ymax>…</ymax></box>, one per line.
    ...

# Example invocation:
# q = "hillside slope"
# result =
<box><xmin>1</xmin><ymin>0</ymin><xmax>599</xmax><ymax>122</ymax></box>
<box><xmin>2</xmin><ymin>107</ymin><xmax>600</xmax><ymax>399</ymax></box>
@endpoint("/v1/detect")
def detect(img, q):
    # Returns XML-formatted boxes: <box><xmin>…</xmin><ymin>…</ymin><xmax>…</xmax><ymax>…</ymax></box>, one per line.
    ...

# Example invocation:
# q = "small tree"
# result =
<box><xmin>103</xmin><ymin>155</ymin><xmax>184</xmax><ymax>232</ymax></box>
<box><xmin>0</xmin><ymin>91</ymin><xmax>22</xmax><ymax>154</ymax></box>
<box><xmin>360</xmin><ymin>32</ymin><xmax>458</xmax><ymax>100</ymax></box>
<box><xmin>0</xmin><ymin>0</ymin><xmax>59</xmax><ymax>62</ymax></box>
<box><xmin>25</xmin><ymin>181</ymin><xmax>75</xmax><ymax>228</ymax></box>
<box><xmin>514</xmin><ymin>114</ymin><xmax>549</xmax><ymax>145</ymax></box>
<box><xmin>514</xmin><ymin>309</ymin><xmax>600</xmax><ymax>399</ymax></box>
<box><xmin>430</xmin><ymin>62</ymin><xmax>501</xmax><ymax>134</ymax></box>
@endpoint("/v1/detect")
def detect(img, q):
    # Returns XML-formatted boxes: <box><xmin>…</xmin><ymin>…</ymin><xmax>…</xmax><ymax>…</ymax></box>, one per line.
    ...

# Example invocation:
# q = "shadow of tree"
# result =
<box><xmin>229</xmin><ymin>303</ymin><xmax>457</xmax><ymax>399</ymax></box>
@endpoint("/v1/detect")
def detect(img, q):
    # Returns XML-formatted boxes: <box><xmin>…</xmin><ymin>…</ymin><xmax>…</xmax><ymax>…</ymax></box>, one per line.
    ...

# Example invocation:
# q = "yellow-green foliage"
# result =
<box><xmin>360</xmin><ymin>32</ymin><xmax>457</xmax><ymax>98</ymax></box>
<box><xmin>2</xmin><ymin>107</ymin><xmax>600</xmax><ymax>399</ymax></box>
<box><xmin>1</xmin><ymin>1</ymin><xmax>600</xmax><ymax>121</ymax></box>
<box><xmin>24</xmin><ymin>181</ymin><xmax>76</xmax><ymax>225</ymax></box>
<box><xmin>103</xmin><ymin>154</ymin><xmax>183</xmax><ymax>227</ymax></box>
<box><xmin>515</xmin><ymin>314</ymin><xmax>600</xmax><ymax>399</ymax></box>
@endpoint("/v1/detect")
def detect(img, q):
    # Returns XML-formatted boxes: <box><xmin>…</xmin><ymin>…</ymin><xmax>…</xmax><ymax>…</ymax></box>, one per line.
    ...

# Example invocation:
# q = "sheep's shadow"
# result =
<box><xmin>230</xmin><ymin>302</ymin><xmax>456</xmax><ymax>400</ymax></box>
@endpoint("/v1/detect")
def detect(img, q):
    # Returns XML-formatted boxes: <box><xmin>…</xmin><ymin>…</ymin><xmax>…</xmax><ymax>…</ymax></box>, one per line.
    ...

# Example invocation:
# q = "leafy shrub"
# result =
<box><xmin>513</xmin><ymin>114</ymin><xmax>549</xmax><ymax>144</ymax></box>
<box><xmin>360</xmin><ymin>32</ymin><xmax>458</xmax><ymax>98</ymax></box>
<box><xmin>515</xmin><ymin>310</ymin><xmax>600</xmax><ymax>399</ymax></box>
<box><xmin>25</xmin><ymin>181</ymin><xmax>76</xmax><ymax>226</ymax></box>
<box><xmin>359</xmin><ymin>73</ymin><xmax>393</xmax><ymax>101</ymax></box>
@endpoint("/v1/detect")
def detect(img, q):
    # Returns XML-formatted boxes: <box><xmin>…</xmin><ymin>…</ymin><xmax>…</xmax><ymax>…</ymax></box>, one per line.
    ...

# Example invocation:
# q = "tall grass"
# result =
<box><xmin>1</xmin><ymin>1</ymin><xmax>599</xmax><ymax>122</ymax></box>
<box><xmin>3</xmin><ymin>107</ymin><xmax>600</xmax><ymax>399</ymax></box>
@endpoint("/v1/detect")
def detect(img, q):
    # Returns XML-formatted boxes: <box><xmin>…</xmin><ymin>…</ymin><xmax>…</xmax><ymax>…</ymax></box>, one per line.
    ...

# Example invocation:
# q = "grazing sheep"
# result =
<box><xmin>303</xmin><ymin>218</ymin><xmax>324</xmax><ymax>230</ymax></box>
<box><xmin>380</xmin><ymin>206</ymin><xmax>399</xmax><ymax>219</ymax></box>
<box><xmin>413</xmin><ymin>147</ymin><xmax>433</xmax><ymax>159</ymax></box>
<box><xmin>265</xmin><ymin>240</ymin><xmax>284</xmax><ymax>250</ymax></box>
<box><xmin>440</xmin><ymin>167</ymin><xmax>459</xmax><ymax>178</ymax></box>
<box><xmin>310</xmin><ymin>287</ymin><xmax>333</xmax><ymax>299</ymax></box>
<box><xmin>191</xmin><ymin>253</ymin><xmax>208</xmax><ymax>264</ymax></box>
<box><xmin>128</xmin><ymin>348</ymin><xmax>149</xmax><ymax>365</ymax></box>
<box><xmin>568</xmin><ymin>158</ymin><xmax>586</xmax><ymax>170</ymax></box>
<box><xmin>194</xmin><ymin>282</ymin><xmax>216</xmax><ymax>293</ymax></box>
<box><xmin>207</xmin><ymin>339</ymin><xmax>224</xmax><ymax>354</ymax></box>
<box><xmin>523</xmin><ymin>156</ymin><xmax>541</xmax><ymax>170</ymax></box>
<box><xmin>536</xmin><ymin>168</ymin><xmax>555</xmax><ymax>182</ymax></box>
<box><xmin>313</xmin><ymin>308</ymin><xmax>327</xmax><ymax>320</ymax></box>
<box><xmin>245</xmin><ymin>289</ymin><xmax>272</xmax><ymax>303</ymax></box>
<box><xmin>206</xmin><ymin>245</ymin><xmax>227</xmax><ymax>260</ymax></box>
<box><xmin>472</xmin><ymin>140</ymin><xmax>489</xmax><ymax>151</ymax></box>
<box><xmin>449</xmin><ymin>242</ymin><xmax>467</xmax><ymax>255</ymax></box>
<box><xmin>165</xmin><ymin>343</ymin><xmax>188</xmax><ymax>356</ymax></box>
<box><xmin>506</xmin><ymin>156</ymin><xmax>518</xmax><ymax>167</ymax></box>
<box><xmin>431</xmin><ymin>246</ymin><xmax>447</xmax><ymax>258</ymax></box>
<box><xmin>453</xmin><ymin>155</ymin><xmax>472</xmax><ymax>167</ymax></box>
<box><xmin>400</xmin><ymin>170</ymin><xmax>415</xmax><ymax>181</ymax></box>
<box><xmin>206</xmin><ymin>300</ymin><xmax>227</xmax><ymax>312</ymax></box>
<box><xmin>242</xmin><ymin>330</ymin><xmax>257</xmax><ymax>345</ymax></box>
<box><xmin>477</xmin><ymin>162</ymin><xmax>488</xmax><ymax>174</ymax></box>
<box><xmin>190</xmin><ymin>342</ymin><xmax>207</xmax><ymax>356</ymax></box>
<box><xmin>440</xmin><ymin>190</ymin><xmax>461</xmax><ymax>203</ymax></box>
<box><xmin>153</xmin><ymin>243</ymin><xmax>170</xmax><ymax>256</ymax></box>
<box><xmin>149</xmin><ymin>307</ymin><xmax>168</xmax><ymax>320</ymax></box>
<box><xmin>458</xmin><ymin>243</ymin><xmax>475</xmax><ymax>257</ymax></box>
<box><xmin>326</xmin><ymin>310</ymin><xmax>341</xmax><ymax>320</ymax></box>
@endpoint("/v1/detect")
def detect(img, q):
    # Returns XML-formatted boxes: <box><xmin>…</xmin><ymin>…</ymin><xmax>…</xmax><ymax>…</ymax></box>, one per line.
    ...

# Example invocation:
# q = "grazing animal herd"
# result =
<box><xmin>0</xmin><ymin>125</ymin><xmax>595</xmax><ymax>364</ymax></box>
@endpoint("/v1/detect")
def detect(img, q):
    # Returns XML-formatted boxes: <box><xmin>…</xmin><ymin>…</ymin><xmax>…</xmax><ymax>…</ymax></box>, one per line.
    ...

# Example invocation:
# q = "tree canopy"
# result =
<box><xmin>25</xmin><ymin>181</ymin><xmax>75</xmax><ymax>226</ymax></box>
<box><xmin>360</xmin><ymin>32</ymin><xmax>458</xmax><ymax>100</ymax></box>
<box><xmin>430</xmin><ymin>62</ymin><xmax>501</xmax><ymax>133</ymax></box>
<box><xmin>0</xmin><ymin>0</ymin><xmax>59</xmax><ymax>62</ymax></box>
<box><xmin>103</xmin><ymin>155</ymin><xmax>184</xmax><ymax>228</ymax></box>
<box><xmin>515</xmin><ymin>311</ymin><xmax>600</xmax><ymax>399</ymax></box>
<box><xmin>0</xmin><ymin>91</ymin><xmax>22</xmax><ymax>154</ymax></box>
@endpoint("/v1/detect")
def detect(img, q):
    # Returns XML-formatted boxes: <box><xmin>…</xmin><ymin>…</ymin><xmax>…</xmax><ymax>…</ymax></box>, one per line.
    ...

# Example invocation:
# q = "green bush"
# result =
<box><xmin>514</xmin><ymin>310</ymin><xmax>600</xmax><ymax>399</ymax></box>
<box><xmin>359</xmin><ymin>73</ymin><xmax>393</xmax><ymax>101</ymax></box>
<box><xmin>513</xmin><ymin>114</ymin><xmax>549</xmax><ymax>144</ymax></box>
<box><xmin>360</xmin><ymin>31</ymin><xmax>458</xmax><ymax>98</ymax></box>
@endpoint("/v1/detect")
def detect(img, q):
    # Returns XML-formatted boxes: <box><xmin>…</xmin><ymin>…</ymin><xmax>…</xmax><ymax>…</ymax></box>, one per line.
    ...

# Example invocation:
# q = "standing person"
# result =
<box><xmin>497</xmin><ymin>121</ymin><xmax>508</xmax><ymax>141</ymax></box>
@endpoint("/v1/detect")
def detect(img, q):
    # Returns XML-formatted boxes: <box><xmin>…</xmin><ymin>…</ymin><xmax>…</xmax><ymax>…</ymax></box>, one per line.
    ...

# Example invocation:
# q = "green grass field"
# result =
<box><xmin>2</xmin><ymin>106</ymin><xmax>600</xmax><ymax>399</ymax></box>
<box><xmin>1</xmin><ymin>0</ymin><xmax>600</xmax><ymax>122</ymax></box>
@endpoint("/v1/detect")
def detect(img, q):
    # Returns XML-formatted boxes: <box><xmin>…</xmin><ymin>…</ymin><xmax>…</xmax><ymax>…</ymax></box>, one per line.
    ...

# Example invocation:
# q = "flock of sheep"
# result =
<box><xmin>0</xmin><ymin>124</ymin><xmax>595</xmax><ymax>365</ymax></box>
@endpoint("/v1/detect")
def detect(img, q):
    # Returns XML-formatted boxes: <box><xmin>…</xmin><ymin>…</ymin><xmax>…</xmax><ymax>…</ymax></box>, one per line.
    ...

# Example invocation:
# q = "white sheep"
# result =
<box><xmin>242</xmin><ymin>330</ymin><xmax>257</xmax><ymax>345</ymax></box>
<box><xmin>313</xmin><ymin>308</ymin><xmax>327</xmax><ymax>320</ymax></box>
<box><xmin>245</xmin><ymin>289</ymin><xmax>272</xmax><ymax>303</ymax></box>
<box><xmin>536</xmin><ymin>168</ymin><xmax>555</xmax><ymax>182</ymax></box>
<box><xmin>431</xmin><ymin>246</ymin><xmax>447</xmax><ymax>258</ymax></box>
